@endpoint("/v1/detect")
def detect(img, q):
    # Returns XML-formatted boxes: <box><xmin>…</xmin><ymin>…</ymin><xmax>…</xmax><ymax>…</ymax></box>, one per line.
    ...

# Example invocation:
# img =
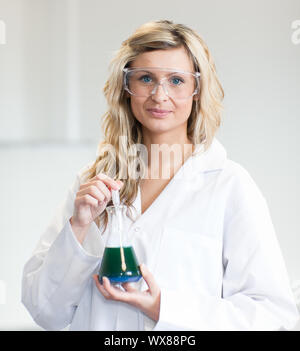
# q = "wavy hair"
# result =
<box><xmin>82</xmin><ymin>19</ymin><xmax>224</xmax><ymax>233</ymax></box>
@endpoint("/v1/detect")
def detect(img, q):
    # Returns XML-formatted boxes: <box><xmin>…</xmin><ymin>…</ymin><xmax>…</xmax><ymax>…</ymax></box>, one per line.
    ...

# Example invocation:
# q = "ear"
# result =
<box><xmin>193</xmin><ymin>94</ymin><xmax>200</xmax><ymax>101</ymax></box>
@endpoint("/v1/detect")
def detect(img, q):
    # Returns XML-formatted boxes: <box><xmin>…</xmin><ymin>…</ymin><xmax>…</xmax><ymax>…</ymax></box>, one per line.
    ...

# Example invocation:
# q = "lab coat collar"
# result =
<box><xmin>189</xmin><ymin>137</ymin><xmax>227</xmax><ymax>174</ymax></box>
<box><xmin>131</xmin><ymin>137</ymin><xmax>227</xmax><ymax>222</ymax></box>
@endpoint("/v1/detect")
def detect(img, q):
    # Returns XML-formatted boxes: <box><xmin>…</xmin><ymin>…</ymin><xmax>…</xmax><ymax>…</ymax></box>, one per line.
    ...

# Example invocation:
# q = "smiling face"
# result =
<box><xmin>127</xmin><ymin>46</ymin><xmax>198</xmax><ymax>139</ymax></box>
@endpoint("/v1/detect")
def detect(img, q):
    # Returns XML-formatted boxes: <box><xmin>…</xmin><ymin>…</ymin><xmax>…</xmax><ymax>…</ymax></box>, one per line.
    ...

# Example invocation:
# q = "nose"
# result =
<box><xmin>150</xmin><ymin>82</ymin><xmax>169</xmax><ymax>102</ymax></box>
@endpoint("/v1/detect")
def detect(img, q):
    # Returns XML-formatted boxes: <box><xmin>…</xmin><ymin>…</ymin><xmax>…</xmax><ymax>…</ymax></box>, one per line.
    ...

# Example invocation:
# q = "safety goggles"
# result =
<box><xmin>123</xmin><ymin>67</ymin><xmax>201</xmax><ymax>100</ymax></box>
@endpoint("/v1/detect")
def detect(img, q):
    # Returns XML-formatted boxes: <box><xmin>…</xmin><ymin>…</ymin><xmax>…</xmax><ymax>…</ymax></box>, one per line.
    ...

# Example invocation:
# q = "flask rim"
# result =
<box><xmin>106</xmin><ymin>204</ymin><xmax>126</xmax><ymax>209</ymax></box>
<box><xmin>105</xmin><ymin>204</ymin><xmax>127</xmax><ymax>213</ymax></box>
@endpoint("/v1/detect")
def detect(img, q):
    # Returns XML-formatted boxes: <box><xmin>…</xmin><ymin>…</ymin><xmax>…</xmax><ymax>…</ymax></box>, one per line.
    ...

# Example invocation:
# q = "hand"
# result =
<box><xmin>93</xmin><ymin>264</ymin><xmax>161</xmax><ymax>322</ymax></box>
<box><xmin>70</xmin><ymin>173</ymin><xmax>123</xmax><ymax>244</ymax></box>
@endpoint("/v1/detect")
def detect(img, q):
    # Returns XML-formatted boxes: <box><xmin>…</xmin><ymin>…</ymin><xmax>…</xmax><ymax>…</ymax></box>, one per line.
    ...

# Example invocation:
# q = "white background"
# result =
<box><xmin>0</xmin><ymin>0</ymin><xmax>299</xmax><ymax>330</ymax></box>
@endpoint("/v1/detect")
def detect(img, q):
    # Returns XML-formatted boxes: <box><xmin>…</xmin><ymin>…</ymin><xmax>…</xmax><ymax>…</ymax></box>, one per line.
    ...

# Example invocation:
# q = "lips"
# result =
<box><xmin>146</xmin><ymin>108</ymin><xmax>172</xmax><ymax>118</ymax></box>
<box><xmin>147</xmin><ymin>108</ymin><xmax>172</xmax><ymax>113</ymax></box>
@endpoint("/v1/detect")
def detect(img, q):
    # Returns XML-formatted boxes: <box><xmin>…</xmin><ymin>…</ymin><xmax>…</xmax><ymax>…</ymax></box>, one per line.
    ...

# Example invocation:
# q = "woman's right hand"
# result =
<box><xmin>70</xmin><ymin>173</ymin><xmax>123</xmax><ymax>244</ymax></box>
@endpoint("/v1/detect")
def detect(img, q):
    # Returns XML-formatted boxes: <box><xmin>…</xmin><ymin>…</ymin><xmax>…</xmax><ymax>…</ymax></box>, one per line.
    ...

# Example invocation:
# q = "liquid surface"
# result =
<box><xmin>98</xmin><ymin>246</ymin><xmax>142</xmax><ymax>284</ymax></box>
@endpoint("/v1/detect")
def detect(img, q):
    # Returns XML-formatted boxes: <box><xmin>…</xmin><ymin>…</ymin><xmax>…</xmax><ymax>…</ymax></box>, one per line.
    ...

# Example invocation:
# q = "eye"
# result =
<box><xmin>170</xmin><ymin>76</ymin><xmax>184</xmax><ymax>85</ymax></box>
<box><xmin>139</xmin><ymin>75</ymin><xmax>153</xmax><ymax>83</ymax></box>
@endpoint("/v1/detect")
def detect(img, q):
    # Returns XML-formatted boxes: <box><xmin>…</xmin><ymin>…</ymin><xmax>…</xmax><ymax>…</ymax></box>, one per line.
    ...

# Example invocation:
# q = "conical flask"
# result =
<box><xmin>98</xmin><ymin>204</ymin><xmax>142</xmax><ymax>284</ymax></box>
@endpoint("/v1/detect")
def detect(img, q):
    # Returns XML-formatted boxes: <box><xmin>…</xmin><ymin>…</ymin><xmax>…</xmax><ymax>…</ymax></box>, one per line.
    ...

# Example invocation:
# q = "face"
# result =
<box><xmin>127</xmin><ymin>46</ymin><xmax>198</xmax><ymax>138</ymax></box>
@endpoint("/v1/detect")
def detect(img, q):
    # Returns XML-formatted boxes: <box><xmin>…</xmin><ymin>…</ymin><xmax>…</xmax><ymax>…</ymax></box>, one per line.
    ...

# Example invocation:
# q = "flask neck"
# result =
<box><xmin>105</xmin><ymin>205</ymin><xmax>130</xmax><ymax>248</ymax></box>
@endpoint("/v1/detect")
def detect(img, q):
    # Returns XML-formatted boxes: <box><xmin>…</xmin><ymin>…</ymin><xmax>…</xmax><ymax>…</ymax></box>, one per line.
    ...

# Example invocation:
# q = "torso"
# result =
<box><xmin>140</xmin><ymin>178</ymin><xmax>173</xmax><ymax>215</ymax></box>
<box><xmin>140</xmin><ymin>143</ymin><xmax>195</xmax><ymax>215</ymax></box>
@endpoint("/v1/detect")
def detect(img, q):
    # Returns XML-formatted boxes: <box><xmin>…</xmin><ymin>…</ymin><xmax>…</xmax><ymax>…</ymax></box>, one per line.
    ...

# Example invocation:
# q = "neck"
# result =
<box><xmin>141</xmin><ymin>128</ymin><xmax>195</xmax><ymax>179</ymax></box>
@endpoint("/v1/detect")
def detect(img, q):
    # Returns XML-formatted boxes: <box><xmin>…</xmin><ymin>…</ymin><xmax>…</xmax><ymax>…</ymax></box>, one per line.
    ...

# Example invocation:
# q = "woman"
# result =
<box><xmin>22</xmin><ymin>20</ymin><xmax>299</xmax><ymax>331</ymax></box>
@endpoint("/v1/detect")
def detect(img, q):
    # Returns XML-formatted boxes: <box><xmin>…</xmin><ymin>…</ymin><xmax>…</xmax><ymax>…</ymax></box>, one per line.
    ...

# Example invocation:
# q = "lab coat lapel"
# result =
<box><xmin>131</xmin><ymin>137</ymin><xmax>227</xmax><ymax>226</ymax></box>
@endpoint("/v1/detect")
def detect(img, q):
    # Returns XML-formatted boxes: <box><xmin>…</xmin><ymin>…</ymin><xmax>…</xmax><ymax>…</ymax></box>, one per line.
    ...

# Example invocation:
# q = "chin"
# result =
<box><xmin>146</xmin><ymin>124</ymin><xmax>174</xmax><ymax>134</ymax></box>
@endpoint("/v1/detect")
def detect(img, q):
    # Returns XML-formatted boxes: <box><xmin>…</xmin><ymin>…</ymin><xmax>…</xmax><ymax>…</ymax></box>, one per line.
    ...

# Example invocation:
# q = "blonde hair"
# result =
<box><xmin>82</xmin><ymin>19</ymin><xmax>224</xmax><ymax>232</ymax></box>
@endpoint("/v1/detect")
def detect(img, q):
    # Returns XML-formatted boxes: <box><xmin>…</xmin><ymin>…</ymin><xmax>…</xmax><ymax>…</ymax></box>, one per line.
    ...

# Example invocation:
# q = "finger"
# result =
<box><xmin>95</xmin><ymin>181</ymin><xmax>112</xmax><ymax>200</ymax></box>
<box><xmin>80</xmin><ymin>181</ymin><xmax>111</xmax><ymax>201</ymax></box>
<box><xmin>78</xmin><ymin>180</ymin><xmax>111</xmax><ymax>202</ymax></box>
<box><xmin>77</xmin><ymin>187</ymin><xmax>106</xmax><ymax>205</ymax></box>
<box><xmin>106</xmin><ymin>180</ymin><xmax>124</xmax><ymax>189</ymax></box>
<box><xmin>121</xmin><ymin>282</ymin><xmax>137</xmax><ymax>293</ymax></box>
<box><xmin>94</xmin><ymin>173</ymin><xmax>123</xmax><ymax>190</ymax></box>
<box><xmin>116</xmin><ymin>180</ymin><xmax>124</xmax><ymax>188</ymax></box>
<box><xmin>93</xmin><ymin>275</ymin><xmax>111</xmax><ymax>299</ymax></box>
<box><xmin>102</xmin><ymin>277</ymin><xmax>131</xmax><ymax>303</ymax></box>
<box><xmin>93</xmin><ymin>276</ymin><xmax>125</xmax><ymax>299</ymax></box>
<box><xmin>75</xmin><ymin>194</ymin><xmax>99</xmax><ymax>208</ymax></box>
<box><xmin>140</xmin><ymin>264</ymin><xmax>159</xmax><ymax>296</ymax></box>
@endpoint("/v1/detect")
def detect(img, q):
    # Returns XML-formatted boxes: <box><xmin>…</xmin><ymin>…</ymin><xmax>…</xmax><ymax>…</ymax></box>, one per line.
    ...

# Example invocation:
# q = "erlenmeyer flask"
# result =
<box><xmin>98</xmin><ymin>204</ymin><xmax>142</xmax><ymax>284</ymax></box>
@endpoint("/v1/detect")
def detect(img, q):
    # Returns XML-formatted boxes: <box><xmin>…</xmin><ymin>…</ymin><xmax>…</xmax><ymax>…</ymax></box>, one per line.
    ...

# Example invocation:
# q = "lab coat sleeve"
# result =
<box><xmin>153</xmin><ymin>166</ymin><xmax>300</xmax><ymax>331</ymax></box>
<box><xmin>21</xmin><ymin>164</ymin><xmax>104</xmax><ymax>330</ymax></box>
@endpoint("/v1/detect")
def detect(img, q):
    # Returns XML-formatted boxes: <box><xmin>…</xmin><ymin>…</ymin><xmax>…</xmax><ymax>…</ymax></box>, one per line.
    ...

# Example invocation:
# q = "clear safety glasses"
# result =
<box><xmin>123</xmin><ymin>67</ymin><xmax>201</xmax><ymax>100</ymax></box>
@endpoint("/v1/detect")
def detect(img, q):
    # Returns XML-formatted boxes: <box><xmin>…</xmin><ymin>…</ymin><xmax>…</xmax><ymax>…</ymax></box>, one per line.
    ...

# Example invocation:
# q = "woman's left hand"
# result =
<box><xmin>93</xmin><ymin>263</ymin><xmax>161</xmax><ymax>322</ymax></box>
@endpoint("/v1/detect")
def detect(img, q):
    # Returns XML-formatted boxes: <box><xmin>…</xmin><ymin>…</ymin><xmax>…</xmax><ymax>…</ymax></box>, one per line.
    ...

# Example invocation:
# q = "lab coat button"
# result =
<box><xmin>134</xmin><ymin>227</ymin><xmax>141</xmax><ymax>232</ymax></box>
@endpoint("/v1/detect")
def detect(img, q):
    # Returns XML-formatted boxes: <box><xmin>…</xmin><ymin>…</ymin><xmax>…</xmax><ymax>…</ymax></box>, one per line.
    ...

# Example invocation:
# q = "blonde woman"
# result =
<box><xmin>22</xmin><ymin>20</ymin><xmax>299</xmax><ymax>331</ymax></box>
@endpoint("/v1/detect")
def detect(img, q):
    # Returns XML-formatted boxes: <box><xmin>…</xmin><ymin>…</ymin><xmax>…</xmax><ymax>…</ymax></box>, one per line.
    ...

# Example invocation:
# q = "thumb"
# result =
<box><xmin>116</xmin><ymin>180</ymin><xmax>124</xmax><ymax>188</ymax></box>
<box><xmin>108</xmin><ymin>180</ymin><xmax>123</xmax><ymax>191</ymax></box>
<box><xmin>140</xmin><ymin>264</ymin><xmax>159</xmax><ymax>296</ymax></box>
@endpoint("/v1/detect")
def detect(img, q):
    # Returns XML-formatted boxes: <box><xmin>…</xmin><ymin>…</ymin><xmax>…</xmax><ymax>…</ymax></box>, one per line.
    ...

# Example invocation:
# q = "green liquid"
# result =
<box><xmin>98</xmin><ymin>246</ymin><xmax>142</xmax><ymax>284</ymax></box>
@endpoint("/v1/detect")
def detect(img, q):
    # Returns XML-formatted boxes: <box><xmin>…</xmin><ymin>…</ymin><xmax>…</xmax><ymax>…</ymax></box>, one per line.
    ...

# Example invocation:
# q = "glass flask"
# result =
<box><xmin>98</xmin><ymin>204</ymin><xmax>142</xmax><ymax>284</ymax></box>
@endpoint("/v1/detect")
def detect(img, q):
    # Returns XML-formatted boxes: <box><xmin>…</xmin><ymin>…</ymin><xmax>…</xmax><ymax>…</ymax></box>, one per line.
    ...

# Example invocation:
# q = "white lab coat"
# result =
<box><xmin>21</xmin><ymin>138</ymin><xmax>299</xmax><ymax>331</ymax></box>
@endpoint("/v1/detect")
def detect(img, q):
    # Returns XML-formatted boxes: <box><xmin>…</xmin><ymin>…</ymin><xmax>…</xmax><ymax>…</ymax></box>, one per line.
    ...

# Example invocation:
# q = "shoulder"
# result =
<box><xmin>221</xmin><ymin>159</ymin><xmax>268</xmax><ymax>217</ymax></box>
<box><xmin>223</xmin><ymin>159</ymin><xmax>258</xmax><ymax>186</ymax></box>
